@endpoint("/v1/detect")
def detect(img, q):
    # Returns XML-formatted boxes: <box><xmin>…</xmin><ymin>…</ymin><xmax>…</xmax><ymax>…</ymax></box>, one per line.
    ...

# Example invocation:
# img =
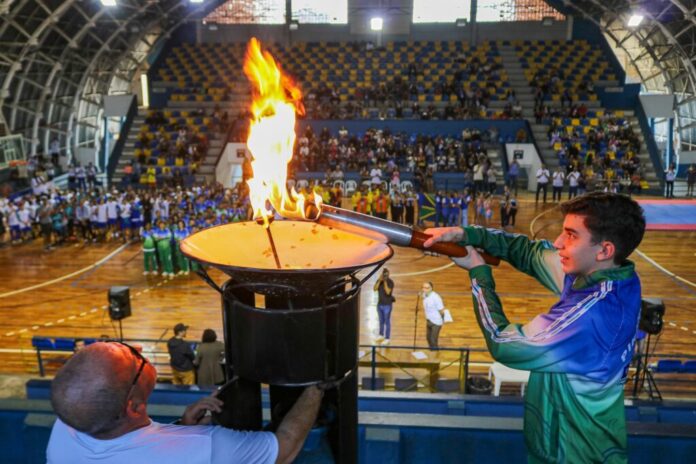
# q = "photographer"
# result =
<box><xmin>373</xmin><ymin>268</ymin><xmax>395</xmax><ymax>345</ymax></box>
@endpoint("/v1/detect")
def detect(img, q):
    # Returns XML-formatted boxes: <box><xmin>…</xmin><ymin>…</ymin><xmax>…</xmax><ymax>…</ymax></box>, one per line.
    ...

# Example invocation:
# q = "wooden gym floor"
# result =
<box><xmin>1</xmin><ymin>193</ymin><xmax>695</xmax><ymax>396</ymax></box>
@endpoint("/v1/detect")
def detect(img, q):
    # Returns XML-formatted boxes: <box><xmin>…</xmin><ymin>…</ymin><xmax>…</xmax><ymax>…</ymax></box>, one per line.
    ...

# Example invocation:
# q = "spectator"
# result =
<box><xmin>664</xmin><ymin>164</ymin><xmax>676</xmax><ymax>198</ymax></box>
<box><xmin>552</xmin><ymin>166</ymin><xmax>565</xmax><ymax>202</ymax></box>
<box><xmin>421</xmin><ymin>282</ymin><xmax>445</xmax><ymax>350</ymax></box>
<box><xmin>194</xmin><ymin>329</ymin><xmax>225</xmax><ymax>386</ymax></box>
<box><xmin>167</xmin><ymin>323</ymin><xmax>196</xmax><ymax>385</ymax></box>
<box><xmin>687</xmin><ymin>163</ymin><xmax>695</xmax><ymax>197</ymax></box>
<box><xmin>373</xmin><ymin>268</ymin><xmax>395</xmax><ymax>345</ymax></box>
<box><xmin>507</xmin><ymin>159</ymin><xmax>520</xmax><ymax>196</ymax></box>
<box><xmin>73</xmin><ymin>339</ymin><xmax>85</xmax><ymax>353</ymax></box>
<box><xmin>536</xmin><ymin>163</ymin><xmax>550</xmax><ymax>204</ymax></box>
<box><xmin>47</xmin><ymin>342</ymin><xmax>323</xmax><ymax>464</ymax></box>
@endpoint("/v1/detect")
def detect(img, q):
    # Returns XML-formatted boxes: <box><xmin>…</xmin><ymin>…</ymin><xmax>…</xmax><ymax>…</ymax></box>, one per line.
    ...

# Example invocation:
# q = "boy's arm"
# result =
<box><xmin>468</xmin><ymin>266</ymin><xmax>596</xmax><ymax>372</ymax></box>
<box><xmin>461</xmin><ymin>226</ymin><xmax>564</xmax><ymax>295</ymax></box>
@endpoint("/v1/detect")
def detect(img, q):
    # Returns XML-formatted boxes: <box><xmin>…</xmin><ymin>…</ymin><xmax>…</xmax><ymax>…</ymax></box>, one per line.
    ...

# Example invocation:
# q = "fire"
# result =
<box><xmin>243</xmin><ymin>37</ymin><xmax>321</xmax><ymax>226</ymax></box>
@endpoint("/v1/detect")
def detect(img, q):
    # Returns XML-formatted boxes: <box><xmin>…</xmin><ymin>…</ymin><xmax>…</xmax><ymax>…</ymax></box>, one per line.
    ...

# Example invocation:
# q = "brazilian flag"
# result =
<box><xmin>418</xmin><ymin>192</ymin><xmax>435</xmax><ymax>225</ymax></box>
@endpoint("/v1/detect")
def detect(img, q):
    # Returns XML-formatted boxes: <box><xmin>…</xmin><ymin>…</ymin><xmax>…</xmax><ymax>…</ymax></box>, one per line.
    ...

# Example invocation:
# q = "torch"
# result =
<box><xmin>303</xmin><ymin>202</ymin><xmax>500</xmax><ymax>265</ymax></box>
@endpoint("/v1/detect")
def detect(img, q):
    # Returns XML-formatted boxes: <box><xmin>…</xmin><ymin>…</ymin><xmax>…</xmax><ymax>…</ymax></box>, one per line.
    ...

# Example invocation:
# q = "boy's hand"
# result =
<box><xmin>422</xmin><ymin>227</ymin><xmax>464</xmax><ymax>248</ymax></box>
<box><xmin>451</xmin><ymin>246</ymin><xmax>486</xmax><ymax>270</ymax></box>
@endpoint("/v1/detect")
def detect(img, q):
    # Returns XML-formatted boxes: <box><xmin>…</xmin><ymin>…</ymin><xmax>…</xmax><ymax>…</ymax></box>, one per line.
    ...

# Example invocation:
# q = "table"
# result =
<box><xmin>488</xmin><ymin>362</ymin><xmax>530</xmax><ymax>396</ymax></box>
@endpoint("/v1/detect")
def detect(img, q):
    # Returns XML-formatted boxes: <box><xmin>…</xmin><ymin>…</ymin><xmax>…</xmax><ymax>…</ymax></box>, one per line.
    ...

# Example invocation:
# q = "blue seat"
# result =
<box><xmin>53</xmin><ymin>338</ymin><xmax>75</xmax><ymax>351</ymax></box>
<box><xmin>32</xmin><ymin>337</ymin><xmax>54</xmax><ymax>350</ymax></box>
<box><xmin>681</xmin><ymin>360</ymin><xmax>696</xmax><ymax>373</ymax></box>
<box><xmin>655</xmin><ymin>359</ymin><xmax>682</xmax><ymax>373</ymax></box>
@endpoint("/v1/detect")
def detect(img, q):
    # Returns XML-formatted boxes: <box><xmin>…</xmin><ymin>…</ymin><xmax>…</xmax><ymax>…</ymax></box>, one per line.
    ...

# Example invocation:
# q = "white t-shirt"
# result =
<box><xmin>106</xmin><ymin>200</ymin><xmax>119</xmax><ymax>219</ymax></box>
<box><xmin>423</xmin><ymin>291</ymin><xmax>445</xmax><ymax>326</ymax></box>
<box><xmin>97</xmin><ymin>204</ymin><xmax>108</xmax><ymax>223</ymax></box>
<box><xmin>552</xmin><ymin>171</ymin><xmax>565</xmax><ymax>187</ymax></box>
<box><xmin>568</xmin><ymin>171</ymin><xmax>580</xmax><ymax>187</ymax></box>
<box><xmin>47</xmin><ymin>418</ymin><xmax>278</xmax><ymax>464</ymax></box>
<box><xmin>370</xmin><ymin>168</ymin><xmax>382</xmax><ymax>185</ymax></box>
<box><xmin>536</xmin><ymin>168</ymin><xmax>550</xmax><ymax>183</ymax></box>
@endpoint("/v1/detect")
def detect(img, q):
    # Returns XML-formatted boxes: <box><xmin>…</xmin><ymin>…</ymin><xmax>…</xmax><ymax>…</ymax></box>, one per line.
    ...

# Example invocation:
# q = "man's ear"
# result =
<box><xmin>596</xmin><ymin>240</ymin><xmax>616</xmax><ymax>262</ymax></box>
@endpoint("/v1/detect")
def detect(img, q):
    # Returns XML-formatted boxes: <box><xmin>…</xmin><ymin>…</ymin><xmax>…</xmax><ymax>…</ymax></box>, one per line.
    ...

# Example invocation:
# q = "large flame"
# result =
<box><xmin>243</xmin><ymin>37</ymin><xmax>320</xmax><ymax>226</ymax></box>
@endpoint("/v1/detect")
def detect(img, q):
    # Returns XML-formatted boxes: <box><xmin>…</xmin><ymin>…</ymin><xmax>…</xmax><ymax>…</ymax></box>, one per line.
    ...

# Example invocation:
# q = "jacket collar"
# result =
<box><xmin>572</xmin><ymin>260</ymin><xmax>636</xmax><ymax>290</ymax></box>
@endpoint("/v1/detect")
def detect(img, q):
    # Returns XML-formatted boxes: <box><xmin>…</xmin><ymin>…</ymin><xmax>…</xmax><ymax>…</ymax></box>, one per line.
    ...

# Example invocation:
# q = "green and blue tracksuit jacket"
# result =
<box><xmin>461</xmin><ymin>226</ymin><xmax>641</xmax><ymax>464</ymax></box>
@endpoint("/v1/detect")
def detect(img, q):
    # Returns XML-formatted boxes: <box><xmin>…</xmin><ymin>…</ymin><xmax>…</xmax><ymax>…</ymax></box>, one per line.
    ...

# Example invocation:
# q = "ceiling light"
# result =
<box><xmin>627</xmin><ymin>14</ymin><xmax>644</xmax><ymax>27</ymax></box>
<box><xmin>190</xmin><ymin>0</ymin><xmax>204</xmax><ymax>3</ymax></box>
<box><xmin>370</xmin><ymin>17</ymin><xmax>383</xmax><ymax>31</ymax></box>
<box><xmin>100</xmin><ymin>0</ymin><xmax>117</xmax><ymax>6</ymax></box>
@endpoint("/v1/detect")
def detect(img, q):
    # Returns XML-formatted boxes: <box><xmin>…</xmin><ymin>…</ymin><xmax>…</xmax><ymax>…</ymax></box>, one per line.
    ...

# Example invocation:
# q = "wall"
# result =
<box><xmin>297</xmin><ymin>119</ymin><xmax>527</xmax><ymax>140</ymax></box>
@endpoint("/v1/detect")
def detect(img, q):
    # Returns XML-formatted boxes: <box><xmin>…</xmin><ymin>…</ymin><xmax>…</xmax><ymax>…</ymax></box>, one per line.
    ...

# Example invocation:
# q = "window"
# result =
<box><xmin>476</xmin><ymin>0</ymin><xmax>565</xmax><ymax>22</ymax></box>
<box><xmin>203</xmin><ymin>0</ymin><xmax>285</xmax><ymax>25</ymax></box>
<box><xmin>413</xmin><ymin>0</ymin><xmax>471</xmax><ymax>23</ymax></box>
<box><xmin>292</xmin><ymin>0</ymin><xmax>347</xmax><ymax>24</ymax></box>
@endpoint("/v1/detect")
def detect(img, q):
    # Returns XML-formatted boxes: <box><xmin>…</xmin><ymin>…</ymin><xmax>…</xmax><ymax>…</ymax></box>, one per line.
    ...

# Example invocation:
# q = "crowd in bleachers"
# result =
<box><xmin>546</xmin><ymin>110</ymin><xmax>646</xmax><ymax>194</ymax></box>
<box><xmin>290</xmin><ymin>126</ymin><xmax>509</xmax><ymax>189</ymax></box>
<box><xmin>122</xmin><ymin>108</ymin><xmax>231</xmax><ymax>188</ymax></box>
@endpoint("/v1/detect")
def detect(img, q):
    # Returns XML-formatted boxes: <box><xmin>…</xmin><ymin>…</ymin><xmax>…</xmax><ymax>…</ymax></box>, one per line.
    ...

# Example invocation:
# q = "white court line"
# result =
<box><xmin>0</xmin><ymin>242</ymin><xmax>130</xmax><ymax>299</ymax></box>
<box><xmin>391</xmin><ymin>262</ymin><xmax>455</xmax><ymax>277</ymax></box>
<box><xmin>634</xmin><ymin>249</ymin><xmax>696</xmax><ymax>289</ymax></box>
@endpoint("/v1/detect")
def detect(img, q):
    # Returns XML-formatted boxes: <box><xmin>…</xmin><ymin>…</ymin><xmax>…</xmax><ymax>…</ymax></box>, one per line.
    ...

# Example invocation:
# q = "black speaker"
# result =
<box><xmin>640</xmin><ymin>298</ymin><xmax>664</xmax><ymax>335</ymax></box>
<box><xmin>108</xmin><ymin>286</ymin><xmax>131</xmax><ymax>321</ymax></box>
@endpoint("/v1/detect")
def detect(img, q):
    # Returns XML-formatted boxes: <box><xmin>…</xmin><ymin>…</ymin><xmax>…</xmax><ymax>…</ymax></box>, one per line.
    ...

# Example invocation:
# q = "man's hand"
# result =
<box><xmin>181</xmin><ymin>391</ymin><xmax>224</xmax><ymax>425</ymax></box>
<box><xmin>451</xmin><ymin>246</ymin><xmax>487</xmax><ymax>270</ymax></box>
<box><xmin>422</xmin><ymin>227</ymin><xmax>465</xmax><ymax>248</ymax></box>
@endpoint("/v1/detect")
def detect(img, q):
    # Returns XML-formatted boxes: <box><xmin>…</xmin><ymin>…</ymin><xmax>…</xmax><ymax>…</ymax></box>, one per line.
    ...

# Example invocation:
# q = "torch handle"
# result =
<box><xmin>409</xmin><ymin>231</ymin><xmax>501</xmax><ymax>266</ymax></box>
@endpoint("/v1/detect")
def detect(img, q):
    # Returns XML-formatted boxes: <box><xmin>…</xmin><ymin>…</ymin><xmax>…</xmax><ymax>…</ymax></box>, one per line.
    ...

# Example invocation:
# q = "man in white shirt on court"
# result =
<box><xmin>535</xmin><ymin>163</ymin><xmax>550</xmax><ymax>204</ymax></box>
<box><xmin>552</xmin><ymin>166</ymin><xmax>565</xmax><ymax>202</ymax></box>
<box><xmin>421</xmin><ymin>282</ymin><xmax>445</xmax><ymax>349</ymax></box>
<box><xmin>567</xmin><ymin>167</ymin><xmax>581</xmax><ymax>199</ymax></box>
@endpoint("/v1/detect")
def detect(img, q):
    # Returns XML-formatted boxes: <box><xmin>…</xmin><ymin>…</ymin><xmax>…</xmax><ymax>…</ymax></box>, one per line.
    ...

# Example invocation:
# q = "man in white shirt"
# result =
<box><xmin>552</xmin><ymin>167</ymin><xmax>565</xmax><ymax>202</ymax></box>
<box><xmin>421</xmin><ymin>282</ymin><xmax>445</xmax><ymax>349</ymax></box>
<box><xmin>535</xmin><ymin>163</ymin><xmax>550</xmax><ymax>204</ymax></box>
<box><xmin>567</xmin><ymin>167</ymin><xmax>581</xmax><ymax>199</ymax></box>
<box><xmin>47</xmin><ymin>342</ymin><xmax>323</xmax><ymax>464</ymax></box>
<box><xmin>370</xmin><ymin>167</ymin><xmax>382</xmax><ymax>187</ymax></box>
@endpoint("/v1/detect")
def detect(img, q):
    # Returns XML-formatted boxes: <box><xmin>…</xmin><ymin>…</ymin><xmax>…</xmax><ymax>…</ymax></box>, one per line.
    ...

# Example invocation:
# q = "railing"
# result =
<box><xmin>27</xmin><ymin>335</ymin><xmax>696</xmax><ymax>399</ymax></box>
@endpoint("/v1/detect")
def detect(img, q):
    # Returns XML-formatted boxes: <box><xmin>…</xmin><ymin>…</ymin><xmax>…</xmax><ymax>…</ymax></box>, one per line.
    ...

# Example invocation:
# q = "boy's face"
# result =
<box><xmin>553</xmin><ymin>214</ymin><xmax>611</xmax><ymax>275</ymax></box>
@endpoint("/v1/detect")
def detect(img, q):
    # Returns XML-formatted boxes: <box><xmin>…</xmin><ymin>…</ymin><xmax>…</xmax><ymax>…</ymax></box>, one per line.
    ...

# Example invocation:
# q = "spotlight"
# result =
<box><xmin>627</xmin><ymin>14</ymin><xmax>644</xmax><ymax>27</ymax></box>
<box><xmin>100</xmin><ymin>0</ymin><xmax>117</xmax><ymax>6</ymax></box>
<box><xmin>191</xmin><ymin>0</ymin><xmax>204</xmax><ymax>3</ymax></box>
<box><xmin>370</xmin><ymin>17</ymin><xmax>383</xmax><ymax>31</ymax></box>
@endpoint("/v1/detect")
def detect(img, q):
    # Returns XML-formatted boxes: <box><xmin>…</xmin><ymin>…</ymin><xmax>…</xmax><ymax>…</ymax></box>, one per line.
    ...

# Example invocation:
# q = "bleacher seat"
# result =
<box><xmin>655</xmin><ymin>359</ymin><xmax>683</xmax><ymax>373</ymax></box>
<box><xmin>31</xmin><ymin>337</ymin><xmax>54</xmax><ymax>350</ymax></box>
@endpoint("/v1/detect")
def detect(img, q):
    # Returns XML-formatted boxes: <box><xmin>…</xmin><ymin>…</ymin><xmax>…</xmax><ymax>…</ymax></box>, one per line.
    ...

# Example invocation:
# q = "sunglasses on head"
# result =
<box><xmin>109</xmin><ymin>341</ymin><xmax>148</xmax><ymax>389</ymax></box>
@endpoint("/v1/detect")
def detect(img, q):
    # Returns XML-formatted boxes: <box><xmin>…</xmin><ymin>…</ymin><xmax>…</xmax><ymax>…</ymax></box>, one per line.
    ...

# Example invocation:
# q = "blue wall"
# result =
<box><xmin>298</xmin><ymin>119</ymin><xmax>527</xmax><ymax>141</ymax></box>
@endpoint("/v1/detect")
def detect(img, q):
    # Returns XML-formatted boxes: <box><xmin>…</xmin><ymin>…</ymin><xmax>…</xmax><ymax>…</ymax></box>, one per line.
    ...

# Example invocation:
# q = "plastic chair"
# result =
<box><xmin>345</xmin><ymin>180</ymin><xmax>357</xmax><ymax>195</ymax></box>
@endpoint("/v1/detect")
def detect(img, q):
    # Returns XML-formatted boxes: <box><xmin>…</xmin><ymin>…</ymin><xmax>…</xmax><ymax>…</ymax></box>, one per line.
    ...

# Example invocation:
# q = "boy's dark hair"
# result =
<box><xmin>201</xmin><ymin>328</ymin><xmax>217</xmax><ymax>343</ymax></box>
<box><xmin>561</xmin><ymin>192</ymin><xmax>645</xmax><ymax>264</ymax></box>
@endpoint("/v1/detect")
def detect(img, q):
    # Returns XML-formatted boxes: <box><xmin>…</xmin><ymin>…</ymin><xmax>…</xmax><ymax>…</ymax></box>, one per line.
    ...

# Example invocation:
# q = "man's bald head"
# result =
<box><xmin>51</xmin><ymin>342</ymin><xmax>154</xmax><ymax>437</ymax></box>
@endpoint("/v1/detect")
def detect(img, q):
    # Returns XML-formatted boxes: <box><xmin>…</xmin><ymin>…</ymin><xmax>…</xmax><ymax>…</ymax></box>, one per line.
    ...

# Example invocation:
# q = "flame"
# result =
<box><xmin>243</xmin><ymin>37</ymin><xmax>320</xmax><ymax>226</ymax></box>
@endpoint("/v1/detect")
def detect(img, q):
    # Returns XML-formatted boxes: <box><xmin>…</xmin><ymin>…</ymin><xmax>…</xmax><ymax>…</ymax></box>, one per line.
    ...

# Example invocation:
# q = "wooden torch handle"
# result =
<box><xmin>409</xmin><ymin>231</ymin><xmax>501</xmax><ymax>266</ymax></box>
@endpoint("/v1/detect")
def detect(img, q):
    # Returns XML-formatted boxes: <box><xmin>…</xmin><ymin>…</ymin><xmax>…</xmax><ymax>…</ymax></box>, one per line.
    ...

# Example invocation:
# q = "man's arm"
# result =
<box><xmin>467</xmin><ymin>265</ymin><xmax>598</xmax><ymax>372</ymax></box>
<box><xmin>461</xmin><ymin>226</ymin><xmax>564</xmax><ymax>295</ymax></box>
<box><xmin>275</xmin><ymin>386</ymin><xmax>323</xmax><ymax>464</ymax></box>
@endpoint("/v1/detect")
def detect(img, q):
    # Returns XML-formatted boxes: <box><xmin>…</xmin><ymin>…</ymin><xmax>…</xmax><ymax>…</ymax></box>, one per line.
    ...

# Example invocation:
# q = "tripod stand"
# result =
<box><xmin>631</xmin><ymin>333</ymin><xmax>662</xmax><ymax>401</ymax></box>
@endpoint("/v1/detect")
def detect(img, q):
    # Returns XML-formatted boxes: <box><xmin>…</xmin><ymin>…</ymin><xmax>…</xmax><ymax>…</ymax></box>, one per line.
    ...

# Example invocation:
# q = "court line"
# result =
<box><xmin>0</xmin><ymin>243</ymin><xmax>130</xmax><ymax>299</ymax></box>
<box><xmin>633</xmin><ymin>249</ymin><xmax>696</xmax><ymax>290</ymax></box>
<box><xmin>391</xmin><ymin>262</ymin><xmax>455</xmax><ymax>277</ymax></box>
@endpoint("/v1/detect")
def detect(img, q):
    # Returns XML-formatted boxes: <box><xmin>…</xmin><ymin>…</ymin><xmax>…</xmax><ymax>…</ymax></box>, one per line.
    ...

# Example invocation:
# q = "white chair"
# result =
<box><xmin>333</xmin><ymin>180</ymin><xmax>345</xmax><ymax>191</ymax></box>
<box><xmin>345</xmin><ymin>180</ymin><xmax>357</xmax><ymax>195</ymax></box>
<box><xmin>488</xmin><ymin>362</ymin><xmax>530</xmax><ymax>396</ymax></box>
<box><xmin>400</xmin><ymin>180</ymin><xmax>413</xmax><ymax>193</ymax></box>
<box><xmin>296</xmin><ymin>179</ymin><xmax>309</xmax><ymax>190</ymax></box>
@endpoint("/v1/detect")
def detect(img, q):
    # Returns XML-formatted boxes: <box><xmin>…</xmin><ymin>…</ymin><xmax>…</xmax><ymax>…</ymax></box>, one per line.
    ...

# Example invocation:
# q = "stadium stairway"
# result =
<box><xmin>498</xmin><ymin>44</ymin><xmax>660</xmax><ymax>192</ymax></box>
